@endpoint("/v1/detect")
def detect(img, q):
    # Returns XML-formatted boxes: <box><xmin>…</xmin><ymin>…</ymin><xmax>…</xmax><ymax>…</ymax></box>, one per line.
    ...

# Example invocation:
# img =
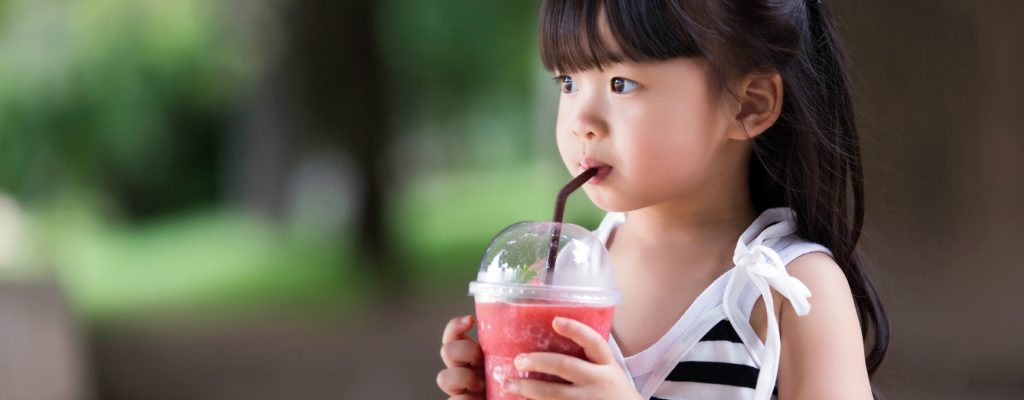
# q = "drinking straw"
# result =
<box><xmin>544</xmin><ymin>167</ymin><xmax>599</xmax><ymax>284</ymax></box>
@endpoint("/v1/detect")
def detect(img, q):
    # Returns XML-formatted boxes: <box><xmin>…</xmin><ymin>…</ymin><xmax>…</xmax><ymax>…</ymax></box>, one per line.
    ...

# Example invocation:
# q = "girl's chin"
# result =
<box><xmin>582</xmin><ymin>187</ymin><xmax>635</xmax><ymax>213</ymax></box>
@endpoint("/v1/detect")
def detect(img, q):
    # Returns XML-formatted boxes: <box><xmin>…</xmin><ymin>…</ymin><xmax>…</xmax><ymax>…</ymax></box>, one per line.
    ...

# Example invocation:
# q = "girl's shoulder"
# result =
<box><xmin>736</xmin><ymin>207</ymin><xmax>833</xmax><ymax>266</ymax></box>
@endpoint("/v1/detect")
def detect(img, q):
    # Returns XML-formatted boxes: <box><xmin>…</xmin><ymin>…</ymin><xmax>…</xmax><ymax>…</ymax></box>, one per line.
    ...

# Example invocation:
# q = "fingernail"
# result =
<box><xmin>554</xmin><ymin>317</ymin><xmax>568</xmax><ymax>327</ymax></box>
<box><xmin>505</xmin><ymin>379</ymin><xmax>519</xmax><ymax>392</ymax></box>
<box><xmin>514</xmin><ymin>354</ymin><xmax>527</xmax><ymax>369</ymax></box>
<box><xmin>462</xmin><ymin>315</ymin><xmax>472</xmax><ymax>325</ymax></box>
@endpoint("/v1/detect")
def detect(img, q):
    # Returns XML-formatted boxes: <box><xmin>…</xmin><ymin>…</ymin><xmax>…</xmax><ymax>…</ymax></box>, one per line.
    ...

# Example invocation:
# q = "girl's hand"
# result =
<box><xmin>437</xmin><ymin>315</ymin><xmax>486</xmax><ymax>399</ymax></box>
<box><xmin>504</xmin><ymin>316</ymin><xmax>641</xmax><ymax>400</ymax></box>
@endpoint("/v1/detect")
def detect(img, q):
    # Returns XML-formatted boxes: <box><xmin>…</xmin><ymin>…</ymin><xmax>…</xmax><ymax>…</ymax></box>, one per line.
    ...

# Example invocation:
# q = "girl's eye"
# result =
<box><xmin>555</xmin><ymin>75</ymin><xmax>578</xmax><ymax>94</ymax></box>
<box><xmin>611</xmin><ymin>77</ymin><xmax>640</xmax><ymax>94</ymax></box>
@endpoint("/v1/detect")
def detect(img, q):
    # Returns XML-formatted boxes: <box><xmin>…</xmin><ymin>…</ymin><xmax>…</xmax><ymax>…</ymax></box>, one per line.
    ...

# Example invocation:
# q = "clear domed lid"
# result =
<box><xmin>468</xmin><ymin>221</ymin><xmax>620</xmax><ymax>305</ymax></box>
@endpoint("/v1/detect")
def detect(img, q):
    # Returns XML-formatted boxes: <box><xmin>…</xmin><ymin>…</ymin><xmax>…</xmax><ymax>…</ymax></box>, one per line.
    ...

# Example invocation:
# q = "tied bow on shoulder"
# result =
<box><xmin>724</xmin><ymin>208</ymin><xmax>813</xmax><ymax>400</ymax></box>
<box><xmin>734</xmin><ymin>244</ymin><xmax>813</xmax><ymax>317</ymax></box>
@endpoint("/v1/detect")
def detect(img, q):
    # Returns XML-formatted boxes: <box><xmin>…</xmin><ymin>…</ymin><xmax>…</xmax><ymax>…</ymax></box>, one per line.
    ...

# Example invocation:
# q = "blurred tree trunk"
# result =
<box><xmin>233</xmin><ymin>0</ymin><xmax>401</xmax><ymax>292</ymax></box>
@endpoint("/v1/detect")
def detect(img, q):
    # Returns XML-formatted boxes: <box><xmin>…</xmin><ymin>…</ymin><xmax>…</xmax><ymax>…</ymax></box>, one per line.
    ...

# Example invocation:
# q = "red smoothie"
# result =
<box><xmin>474</xmin><ymin>300</ymin><xmax>615</xmax><ymax>400</ymax></box>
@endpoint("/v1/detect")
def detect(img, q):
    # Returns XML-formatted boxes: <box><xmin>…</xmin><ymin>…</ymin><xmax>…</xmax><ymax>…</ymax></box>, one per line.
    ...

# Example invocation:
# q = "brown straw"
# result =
<box><xmin>545</xmin><ymin>167</ymin><xmax>599</xmax><ymax>284</ymax></box>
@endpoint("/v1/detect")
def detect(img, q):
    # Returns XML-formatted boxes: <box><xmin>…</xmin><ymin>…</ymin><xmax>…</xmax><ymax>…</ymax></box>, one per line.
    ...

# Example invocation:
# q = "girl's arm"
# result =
<box><xmin>777</xmin><ymin>252</ymin><xmax>874</xmax><ymax>399</ymax></box>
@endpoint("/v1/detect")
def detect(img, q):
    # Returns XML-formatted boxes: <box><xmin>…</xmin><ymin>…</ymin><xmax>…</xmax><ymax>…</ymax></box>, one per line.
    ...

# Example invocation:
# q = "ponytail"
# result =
<box><xmin>801</xmin><ymin>0</ymin><xmax>891</xmax><ymax>389</ymax></box>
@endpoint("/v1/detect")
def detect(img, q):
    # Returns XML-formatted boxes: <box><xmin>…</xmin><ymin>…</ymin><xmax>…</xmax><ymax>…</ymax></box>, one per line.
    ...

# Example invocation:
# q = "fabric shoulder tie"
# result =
<box><xmin>722</xmin><ymin>207</ymin><xmax>812</xmax><ymax>400</ymax></box>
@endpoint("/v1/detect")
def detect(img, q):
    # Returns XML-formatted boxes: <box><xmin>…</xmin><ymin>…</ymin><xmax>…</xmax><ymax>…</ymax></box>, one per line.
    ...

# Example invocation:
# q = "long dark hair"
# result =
<box><xmin>539</xmin><ymin>0</ymin><xmax>890</xmax><ymax>395</ymax></box>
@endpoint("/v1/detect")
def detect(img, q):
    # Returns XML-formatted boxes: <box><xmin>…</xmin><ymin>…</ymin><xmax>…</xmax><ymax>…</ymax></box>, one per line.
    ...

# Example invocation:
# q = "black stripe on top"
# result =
<box><xmin>650</xmin><ymin>319</ymin><xmax>778</xmax><ymax>398</ymax></box>
<box><xmin>666</xmin><ymin>361</ymin><xmax>758</xmax><ymax>388</ymax></box>
<box><xmin>700</xmin><ymin>319</ymin><xmax>743</xmax><ymax>343</ymax></box>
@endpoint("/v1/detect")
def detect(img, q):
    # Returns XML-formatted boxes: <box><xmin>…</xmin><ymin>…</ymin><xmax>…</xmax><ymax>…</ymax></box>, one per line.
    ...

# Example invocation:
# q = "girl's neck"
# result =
<box><xmin>621</xmin><ymin>197</ymin><xmax>756</xmax><ymax>247</ymax></box>
<box><xmin>618</xmin><ymin>142</ymin><xmax>758</xmax><ymax>248</ymax></box>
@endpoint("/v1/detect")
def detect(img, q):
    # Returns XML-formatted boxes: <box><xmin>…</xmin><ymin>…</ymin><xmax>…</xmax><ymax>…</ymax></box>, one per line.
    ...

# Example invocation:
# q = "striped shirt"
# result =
<box><xmin>594</xmin><ymin>207</ymin><xmax>832</xmax><ymax>400</ymax></box>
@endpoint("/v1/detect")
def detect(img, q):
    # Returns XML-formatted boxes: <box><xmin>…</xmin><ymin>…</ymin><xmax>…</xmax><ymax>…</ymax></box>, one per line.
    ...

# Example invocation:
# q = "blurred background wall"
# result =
<box><xmin>0</xmin><ymin>0</ymin><xmax>1020</xmax><ymax>399</ymax></box>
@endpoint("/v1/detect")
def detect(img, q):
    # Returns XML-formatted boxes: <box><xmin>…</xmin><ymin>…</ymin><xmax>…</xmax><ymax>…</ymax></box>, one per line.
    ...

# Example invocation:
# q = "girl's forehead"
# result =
<box><xmin>540</xmin><ymin>1</ymin><xmax>703</xmax><ymax>74</ymax></box>
<box><xmin>551</xmin><ymin>14</ymin><xmax>625</xmax><ymax>75</ymax></box>
<box><xmin>594</xmin><ymin>11</ymin><xmax>625</xmax><ymax>58</ymax></box>
<box><xmin>559</xmin><ymin>57</ymin><xmax>709</xmax><ymax>77</ymax></box>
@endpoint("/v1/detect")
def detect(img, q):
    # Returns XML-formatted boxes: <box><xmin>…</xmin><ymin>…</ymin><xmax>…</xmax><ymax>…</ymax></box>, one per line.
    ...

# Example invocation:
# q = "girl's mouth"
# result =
<box><xmin>579</xmin><ymin>158</ymin><xmax>613</xmax><ymax>184</ymax></box>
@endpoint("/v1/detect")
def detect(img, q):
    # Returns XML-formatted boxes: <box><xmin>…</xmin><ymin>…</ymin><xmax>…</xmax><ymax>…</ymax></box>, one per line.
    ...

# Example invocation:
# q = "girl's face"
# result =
<box><xmin>555</xmin><ymin>58</ymin><xmax>738</xmax><ymax>212</ymax></box>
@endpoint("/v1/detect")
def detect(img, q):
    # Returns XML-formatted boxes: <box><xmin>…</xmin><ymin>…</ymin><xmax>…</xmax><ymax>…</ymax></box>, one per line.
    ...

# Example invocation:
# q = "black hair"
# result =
<box><xmin>539</xmin><ymin>0</ymin><xmax>889</xmax><ymax>396</ymax></box>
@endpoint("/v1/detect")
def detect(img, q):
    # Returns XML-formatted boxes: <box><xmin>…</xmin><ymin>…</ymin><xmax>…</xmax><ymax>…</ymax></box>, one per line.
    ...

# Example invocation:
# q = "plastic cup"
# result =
<box><xmin>468</xmin><ymin>221</ymin><xmax>620</xmax><ymax>400</ymax></box>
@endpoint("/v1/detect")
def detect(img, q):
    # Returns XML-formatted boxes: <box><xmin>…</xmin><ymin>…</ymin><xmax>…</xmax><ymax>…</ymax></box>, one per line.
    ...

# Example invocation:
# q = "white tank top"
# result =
<box><xmin>593</xmin><ymin>207</ymin><xmax>833</xmax><ymax>400</ymax></box>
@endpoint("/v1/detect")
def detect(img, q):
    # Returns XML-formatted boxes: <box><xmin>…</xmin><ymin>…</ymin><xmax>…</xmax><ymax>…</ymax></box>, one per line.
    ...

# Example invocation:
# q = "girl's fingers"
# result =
<box><xmin>442</xmin><ymin>315</ymin><xmax>475</xmax><ymax>345</ymax></box>
<box><xmin>438</xmin><ymin>316</ymin><xmax>486</xmax><ymax>398</ymax></box>
<box><xmin>514</xmin><ymin>351</ymin><xmax>593</xmax><ymax>384</ymax></box>
<box><xmin>551</xmin><ymin>316</ymin><xmax>615</xmax><ymax>365</ymax></box>
<box><xmin>441</xmin><ymin>339</ymin><xmax>484</xmax><ymax>369</ymax></box>
<box><xmin>436</xmin><ymin>367</ymin><xmax>485</xmax><ymax>396</ymax></box>
<box><xmin>505</xmin><ymin>378</ymin><xmax>577</xmax><ymax>400</ymax></box>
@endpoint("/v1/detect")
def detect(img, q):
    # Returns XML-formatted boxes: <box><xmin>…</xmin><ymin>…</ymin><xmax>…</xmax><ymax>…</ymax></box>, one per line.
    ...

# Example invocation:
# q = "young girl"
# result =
<box><xmin>438</xmin><ymin>0</ymin><xmax>889</xmax><ymax>399</ymax></box>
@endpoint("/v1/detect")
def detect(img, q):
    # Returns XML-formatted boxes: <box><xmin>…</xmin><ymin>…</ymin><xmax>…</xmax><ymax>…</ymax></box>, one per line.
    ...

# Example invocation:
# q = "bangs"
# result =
<box><xmin>539</xmin><ymin>0</ymin><xmax>703</xmax><ymax>73</ymax></box>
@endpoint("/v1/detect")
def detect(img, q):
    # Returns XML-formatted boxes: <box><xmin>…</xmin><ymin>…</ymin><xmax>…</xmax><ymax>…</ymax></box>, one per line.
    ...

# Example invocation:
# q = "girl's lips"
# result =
<box><xmin>579</xmin><ymin>159</ymin><xmax>613</xmax><ymax>184</ymax></box>
<box><xmin>588</xmin><ymin>166</ymin><xmax>612</xmax><ymax>184</ymax></box>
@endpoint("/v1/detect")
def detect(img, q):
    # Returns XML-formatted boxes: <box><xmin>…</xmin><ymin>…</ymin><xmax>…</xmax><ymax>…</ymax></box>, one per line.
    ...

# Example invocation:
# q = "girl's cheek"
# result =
<box><xmin>555</xmin><ymin>128</ymin><xmax>577</xmax><ymax>169</ymax></box>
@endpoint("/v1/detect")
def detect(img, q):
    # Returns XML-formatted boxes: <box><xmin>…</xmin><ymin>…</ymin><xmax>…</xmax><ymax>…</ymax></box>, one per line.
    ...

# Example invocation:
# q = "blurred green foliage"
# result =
<box><xmin>379</xmin><ymin>0</ymin><xmax>538</xmax><ymax>118</ymax></box>
<box><xmin>0</xmin><ymin>0</ymin><xmax>251</xmax><ymax>213</ymax></box>
<box><xmin>36</xmin><ymin>204</ymin><xmax>367</xmax><ymax>322</ymax></box>
<box><xmin>378</xmin><ymin>0</ymin><xmax>554</xmax><ymax>169</ymax></box>
<box><xmin>0</xmin><ymin>0</ymin><xmax>605</xmax><ymax>322</ymax></box>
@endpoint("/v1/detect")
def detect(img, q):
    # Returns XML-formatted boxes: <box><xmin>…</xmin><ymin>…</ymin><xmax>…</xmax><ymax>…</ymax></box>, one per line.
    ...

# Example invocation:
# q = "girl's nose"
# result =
<box><xmin>571</xmin><ymin>111</ymin><xmax>607</xmax><ymax>140</ymax></box>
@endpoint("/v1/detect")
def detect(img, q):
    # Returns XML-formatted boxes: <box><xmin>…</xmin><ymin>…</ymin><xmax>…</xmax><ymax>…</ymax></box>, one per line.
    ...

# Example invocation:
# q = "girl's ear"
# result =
<box><xmin>725</xmin><ymin>71</ymin><xmax>784</xmax><ymax>141</ymax></box>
